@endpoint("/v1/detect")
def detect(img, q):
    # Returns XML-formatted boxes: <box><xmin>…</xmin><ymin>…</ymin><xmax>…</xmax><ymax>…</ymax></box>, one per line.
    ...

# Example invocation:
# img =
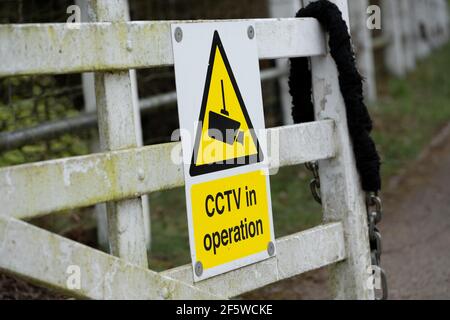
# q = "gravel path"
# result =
<box><xmin>380</xmin><ymin>125</ymin><xmax>450</xmax><ymax>299</ymax></box>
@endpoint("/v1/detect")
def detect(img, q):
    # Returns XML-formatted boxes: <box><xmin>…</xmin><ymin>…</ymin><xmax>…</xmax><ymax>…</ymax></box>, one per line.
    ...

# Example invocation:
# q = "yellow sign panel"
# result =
<box><xmin>191</xmin><ymin>170</ymin><xmax>272</xmax><ymax>270</ymax></box>
<box><xmin>189</xmin><ymin>31</ymin><xmax>263</xmax><ymax>177</ymax></box>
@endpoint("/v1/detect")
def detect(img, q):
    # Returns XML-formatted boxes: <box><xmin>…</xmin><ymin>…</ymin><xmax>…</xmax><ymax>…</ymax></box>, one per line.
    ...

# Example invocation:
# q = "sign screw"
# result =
<box><xmin>267</xmin><ymin>241</ymin><xmax>275</xmax><ymax>256</ymax></box>
<box><xmin>137</xmin><ymin>169</ymin><xmax>145</xmax><ymax>181</ymax></box>
<box><xmin>126</xmin><ymin>40</ymin><xmax>133</xmax><ymax>52</ymax></box>
<box><xmin>194</xmin><ymin>261</ymin><xmax>203</xmax><ymax>277</ymax></box>
<box><xmin>247</xmin><ymin>25</ymin><xmax>255</xmax><ymax>39</ymax></box>
<box><xmin>174</xmin><ymin>27</ymin><xmax>183</xmax><ymax>43</ymax></box>
<box><xmin>160</xmin><ymin>287</ymin><xmax>170</xmax><ymax>299</ymax></box>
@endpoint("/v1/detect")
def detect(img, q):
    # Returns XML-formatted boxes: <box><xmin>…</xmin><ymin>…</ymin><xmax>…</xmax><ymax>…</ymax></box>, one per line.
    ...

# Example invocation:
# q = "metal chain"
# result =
<box><xmin>305</xmin><ymin>162</ymin><xmax>388</xmax><ymax>299</ymax></box>
<box><xmin>366</xmin><ymin>192</ymin><xmax>388</xmax><ymax>300</ymax></box>
<box><xmin>305</xmin><ymin>161</ymin><xmax>322</xmax><ymax>204</ymax></box>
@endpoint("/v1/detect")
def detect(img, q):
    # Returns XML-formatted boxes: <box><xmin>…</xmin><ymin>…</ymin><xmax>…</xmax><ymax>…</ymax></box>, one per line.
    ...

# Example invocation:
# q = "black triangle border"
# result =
<box><xmin>189</xmin><ymin>30</ymin><xmax>264</xmax><ymax>177</ymax></box>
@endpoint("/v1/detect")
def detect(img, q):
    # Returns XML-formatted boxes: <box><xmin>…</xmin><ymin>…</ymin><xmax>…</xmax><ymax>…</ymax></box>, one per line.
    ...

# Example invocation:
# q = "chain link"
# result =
<box><xmin>366</xmin><ymin>193</ymin><xmax>388</xmax><ymax>300</ymax></box>
<box><xmin>305</xmin><ymin>163</ymin><xmax>388</xmax><ymax>300</ymax></box>
<box><xmin>305</xmin><ymin>161</ymin><xmax>322</xmax><ymax>204</ymax></box>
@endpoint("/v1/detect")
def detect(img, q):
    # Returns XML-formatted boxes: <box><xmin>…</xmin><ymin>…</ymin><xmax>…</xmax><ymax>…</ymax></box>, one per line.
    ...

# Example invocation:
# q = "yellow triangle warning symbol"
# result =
<box><xmin>190</xmin><ymin>31</ymin><xmax>263</xmax><ymax>177</ymax></box>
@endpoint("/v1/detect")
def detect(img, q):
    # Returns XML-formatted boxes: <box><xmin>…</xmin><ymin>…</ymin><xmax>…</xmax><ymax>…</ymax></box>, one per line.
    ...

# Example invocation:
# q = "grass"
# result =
<box><xmin>372</xmin><ymin>43</ymin><xmax>450</xmax><ymax>180</ymax></box>
<box><xmin>147</xmin><ymin>42</ymin><xmax>450</xmax><ymax>271</ymax></box>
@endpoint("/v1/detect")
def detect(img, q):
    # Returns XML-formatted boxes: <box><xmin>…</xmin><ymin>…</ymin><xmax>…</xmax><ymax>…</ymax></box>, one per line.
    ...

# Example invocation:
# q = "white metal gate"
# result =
<box><xmin>0</xmin><ymin>0</ymin><xmax>376</xmax><ymax>299</ymax></box>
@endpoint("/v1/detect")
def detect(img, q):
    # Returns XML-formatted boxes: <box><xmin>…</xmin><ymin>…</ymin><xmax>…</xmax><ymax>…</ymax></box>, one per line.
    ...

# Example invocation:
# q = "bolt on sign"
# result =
<box><xmin>171</xmin><ymin>22</ymin><xmax>276</xmax><ymax>281</ymax></box>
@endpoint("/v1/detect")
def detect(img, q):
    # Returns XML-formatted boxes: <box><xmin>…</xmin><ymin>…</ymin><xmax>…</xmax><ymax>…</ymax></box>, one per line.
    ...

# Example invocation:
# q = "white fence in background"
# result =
<box><xmin>0</xmin><ymin>0</ymin><xmax>379</xmax><ymax>299</ymax></box>
<box><xmin>348</xmin><ymin>0</ymin><xmax>449</xmax><ymax>97</ymax></box>
<box><xmin>349</xmin><ymin>0</ymin><xmax>378</xmax><ymax>102</ymax></box>
<box><xmin>265</xmin><ymin>0</ymin><xmax>449</xmax><ymax>112</ymax></box>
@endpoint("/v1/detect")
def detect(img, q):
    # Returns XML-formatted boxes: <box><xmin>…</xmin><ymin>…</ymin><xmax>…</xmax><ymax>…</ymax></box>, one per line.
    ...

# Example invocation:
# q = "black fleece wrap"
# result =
<box><xmin>288</xmin><ymin>0</ymin><xmax>381</xmax><ymax>192</ymax></box>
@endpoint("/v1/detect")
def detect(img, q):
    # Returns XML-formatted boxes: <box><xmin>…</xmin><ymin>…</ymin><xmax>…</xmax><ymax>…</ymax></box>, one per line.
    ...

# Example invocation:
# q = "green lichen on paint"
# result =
<box><xmin>0</xmin><ymin>20</ymin><xmax>177</xmax><ymax>77</ymax></box>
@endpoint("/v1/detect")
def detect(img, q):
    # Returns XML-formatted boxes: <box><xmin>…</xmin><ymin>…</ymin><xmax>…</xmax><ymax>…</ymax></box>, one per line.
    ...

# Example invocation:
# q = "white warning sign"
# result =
<box><xmin>171</xmin><ymin>22</ymin><xmax>276</xmax><ymax>282</ymax></box>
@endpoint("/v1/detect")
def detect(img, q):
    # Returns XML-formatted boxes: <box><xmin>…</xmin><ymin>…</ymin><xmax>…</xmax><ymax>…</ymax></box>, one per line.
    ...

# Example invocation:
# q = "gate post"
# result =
<box><xmin>305</xmin><ymin>0</ymin><xmax>375</xmax><ymax>299</ymax></box>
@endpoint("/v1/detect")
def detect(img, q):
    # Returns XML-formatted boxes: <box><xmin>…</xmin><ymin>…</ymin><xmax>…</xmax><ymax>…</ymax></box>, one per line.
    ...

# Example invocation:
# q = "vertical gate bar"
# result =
<box><xmin>306</xmin><ymin>0</ymin><xmax>375</xmax><ymax>299</ymax></box>
<box><xmin>131</xmin><ymin>69</ymin><xmax>152</xmax><ymax>252</ymax></box>
<box><xmin>88</xmin><ymin>0</ymin><xmax>148</xmax><ymax>267</ymax></box>
<box><xmin>75</xmin><ymin>0</ymin><xmax>109</xmax><ymax>252</ymax></box>
<box><xmin>125</xmin><ymin>4</ymin><xmax>152</xmax><ymax>252</ymax></box>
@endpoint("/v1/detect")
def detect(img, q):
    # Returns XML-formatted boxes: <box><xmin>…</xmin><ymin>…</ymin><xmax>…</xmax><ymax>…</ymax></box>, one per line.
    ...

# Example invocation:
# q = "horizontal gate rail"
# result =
<box><xmin>0</xmin><ymin>18</ymin><xmax>326</xmax><ymax>77</ymax></box>
<box><xmin>0</xmin><ymin>214</ymin><xmax>345</xmax><ymax>299</ymax></box>
<box><xmin>1</xmin><ymin>120</ymin><xmax>336</xmax><ymax>220</ymax></box>
<box><xmin>162</xmin><ymin>222</ymin><xmax>346</xmax><ymax>298</ymax></box>
<box><xmin>0</xmin><ymin>216</ymin><xmax>219</xmax><ymax>300</ymax></box>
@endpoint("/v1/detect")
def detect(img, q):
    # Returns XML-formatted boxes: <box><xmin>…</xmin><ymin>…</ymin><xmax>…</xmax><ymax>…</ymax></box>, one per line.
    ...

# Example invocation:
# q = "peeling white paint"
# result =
<box><xmin>0</xmin><ymin>219</ymin><xmax>11</xmax><ymax>255</ymax></box>
<box><xmin>59</xmin><ymin>241</ymin><xmax>73</xmax><ymax>265</ymax></box>
<box><xmin>87</xmin><ymin>261</ymin><xmax>103</xmax><ymax>298</ymax></box>
<box><xmin>103</xmin><ymin>259</ymin><xmax>121</xmax><ymax>299</ymax></box>
<box><xmin>63</xmin><ymin>158</ymin><xmax>105</xmax><ymax>187</ymax></box>
<box><xmin>63</xmin><ymin>159</ymin><xmax>98</xmax><ymax>187</ymax></box>
<box><xmin>0</xmin><ymin>170</ymin><xmax>14</xmax><ymax>197</ymax></box>
<box><xmin>0</xmin><ymin>19</ymin><xmax>326</xmax><ymax>77</ymax></box>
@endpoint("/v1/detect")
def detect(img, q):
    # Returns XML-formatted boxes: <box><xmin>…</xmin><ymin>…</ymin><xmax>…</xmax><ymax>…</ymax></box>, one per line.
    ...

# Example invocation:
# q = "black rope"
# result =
<box><xmin>289</xmin><ymin>0</ymin><xmax>381</xmax><ymax>192</ymax></box>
